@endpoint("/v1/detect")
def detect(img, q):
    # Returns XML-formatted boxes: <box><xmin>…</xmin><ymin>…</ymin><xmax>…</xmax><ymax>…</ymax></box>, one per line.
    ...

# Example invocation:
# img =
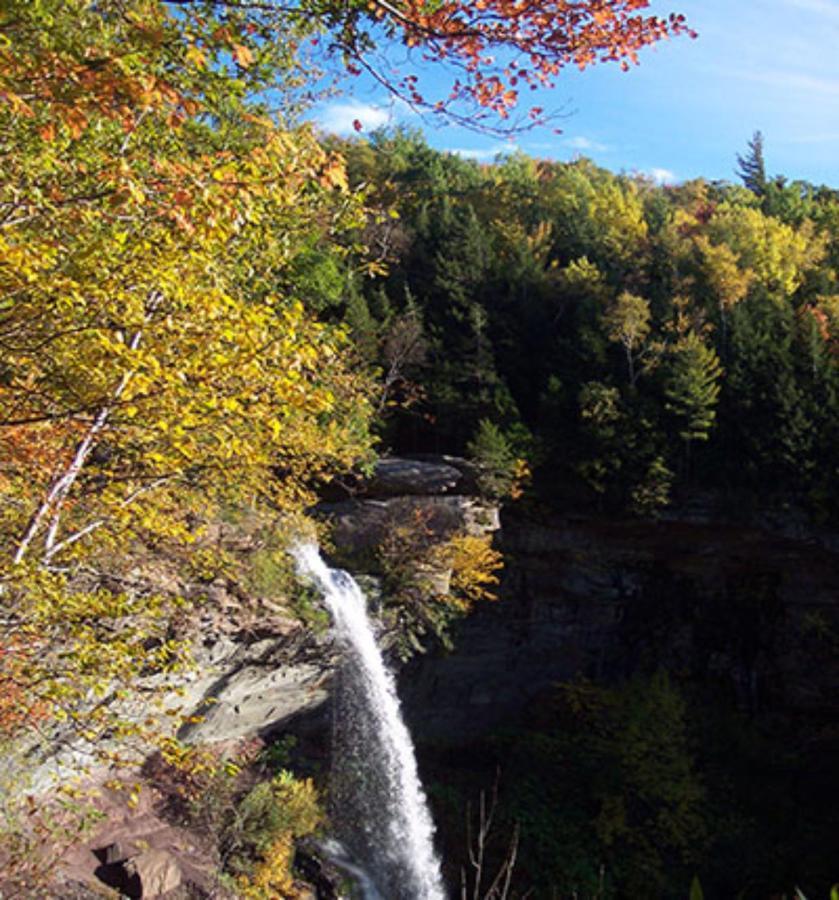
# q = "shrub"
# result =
<box><xmin>467</xmin><ymin>420</ymin><xmax>531</xmax><ymax>501</ymax></box>
<box><xmin>231</xmin><ymin>772</ymin><xmax>323</xmax><ymax>899</ymax></box>
<box><xmin>436</xmin><ymin>533</ymin><xmax>503</xmax><ymax>610</ymax></box>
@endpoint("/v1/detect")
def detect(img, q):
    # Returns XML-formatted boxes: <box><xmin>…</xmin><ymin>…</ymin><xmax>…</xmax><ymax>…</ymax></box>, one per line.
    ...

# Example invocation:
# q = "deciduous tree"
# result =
<box><xmin>603</xmin><ymin>291</ymin><xmax>652</xmax><ymax>387</ymax></box>
<box><xmin>170</xmin><ymin>0</ymin><xmax>693</xmax><ymax>130</ymax></box>
<box><xmin>0</xmin><ymin>0</ymin><xmax>373</xmax><ymax>756</ymax></box>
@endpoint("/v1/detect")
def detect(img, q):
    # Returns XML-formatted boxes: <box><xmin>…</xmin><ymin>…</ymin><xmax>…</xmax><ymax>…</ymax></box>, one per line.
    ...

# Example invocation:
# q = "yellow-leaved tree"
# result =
<box><xmin>0</xmin><ymin>0</ymin><xmax>374</xmax><ymax>763</ymax></box>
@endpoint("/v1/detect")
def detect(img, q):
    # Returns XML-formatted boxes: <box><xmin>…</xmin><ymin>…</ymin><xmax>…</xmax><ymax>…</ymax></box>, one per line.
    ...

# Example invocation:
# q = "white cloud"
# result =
<box><xmin>647</xmin><ymin>167</ymin><xmax>678</xmax><ymax>185</ymax></box>
<box><xmin>317</xmin><ymin>100</ymin><xmax>392</xmax><ymax>136</ymax></box>
<box><xmin>445</xmin><ymin>144</ymin><xmax>513</xmax><ymax>161</ymax></box>
<box><xmin>564</xmin><ymin>135</ymin><xmax>609</xmax><ymax>153</ymax></box>
<box><xmin>733</xmin><ymin>67</ymin><xmax>839</xmax><ymax>98</ymax></box>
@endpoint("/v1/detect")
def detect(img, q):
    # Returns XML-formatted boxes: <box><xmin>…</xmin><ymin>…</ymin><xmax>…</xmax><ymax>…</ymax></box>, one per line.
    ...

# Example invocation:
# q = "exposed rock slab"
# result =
<box><xmin>362</xmin><ymin>456</ymin><xmax>467</xmax><ymax>497</ymax></box>
<box><xmin>321</xmin><ymin>495</ymin><xmax>499</xmax><ymax>560</ymax></box>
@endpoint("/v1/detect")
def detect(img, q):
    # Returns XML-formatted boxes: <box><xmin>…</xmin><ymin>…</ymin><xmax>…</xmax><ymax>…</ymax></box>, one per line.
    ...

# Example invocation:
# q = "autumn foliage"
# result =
<box><xmin>368</xmin><ymin>0</ymin><xmax>694</xmax><ymax>123</ymax></box>
<box><xmin>0</xmin><ymin>0</ymin><xmax>374</xmax><ymax>759</ymax></box>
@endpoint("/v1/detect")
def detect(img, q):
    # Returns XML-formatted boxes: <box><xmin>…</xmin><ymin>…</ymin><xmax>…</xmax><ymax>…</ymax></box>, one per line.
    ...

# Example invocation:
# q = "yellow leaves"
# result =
<box><xmin>126</xmin><ymin>785</ymin><xmax>142</xmax><ymax>809</ymax></box>
<box><xmin>2</xmin><ymin>89</ymin><xmax>34</xmax><ymax>118</ymax></box>
<box><xmin>235</xmin><ymin>774</ymin><xmax>323</xmax><ymax>899</ymax></box>
<box><xmin>706</xmin><ymin>203</ymin><xmax>827</xmax><ymax>299</ymax></box>
<box><xmin>0</xmin><ymin>2</ymin><xmax>375</xmax><ymax>773</ymax></box>
<box><xmin>232</xmin><ymin>44</ymin><xmax>254</xmax><ymax>68</ymax></box>
<box><xmin>185</xmin><ymin>44</ymin><xmax>207</xmax><ymax>69</ymax></box>
<box><xmin>438</xmin><ymin>533</ymin><xmax>503</xmax><ymax>608</ymax></box>
<box><xmin>319</xmin><ymin>154</ymin><xmax>349</xmax><ymax>192</ymax></box>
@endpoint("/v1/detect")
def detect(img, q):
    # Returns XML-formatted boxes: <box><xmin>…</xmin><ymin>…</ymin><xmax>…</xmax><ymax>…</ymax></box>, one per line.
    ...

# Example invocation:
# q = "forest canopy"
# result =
<box><xmin>337</xmin><ymin>130</ymin><xmax>839</xmax><ymax>518</ymax></box>
<box><xmin>2</xmin><ymin>2</ymin><xmax>839</xmax><ymax>899</ymax></box>
<box><xmin>0</xmin><ymin>0</ymin><xmax>690</xmax><ymax>765</ymax></box>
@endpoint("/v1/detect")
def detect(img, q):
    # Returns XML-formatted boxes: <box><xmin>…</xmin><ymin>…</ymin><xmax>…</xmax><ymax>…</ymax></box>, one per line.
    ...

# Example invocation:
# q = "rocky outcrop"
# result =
<box><xmin>21</xmin><ymin>456</ymin><xmax>497</xmax><ymax>797</ymax></box>
<box><xmin>54</xmin><ymin>780</ymin><xmax>222</xmax><ymax>899</ymax></box>
<box><xmin>176</xmin><ymin>627</ymin><xmax>334</xmax><ymax>745</ymax></box>
<box><xmin>320</xmin><ymin>456</ymin><xmax>498</xmax><ymax>564</ymax></box>
<box><xmin>354</xmin><ymin>456</ymin><xmax>473</xmax><ymax>498</ymax></box>
<box><xmin>401</xmin><ymin>510</ymin><xmax>839</xmax><ymax>739</ymax></box>
<box><xmin>36</xmin><ymin>456</ymin><xmax>496</xmax><ymax>896</ymax></box>
<box><xmin>177</xmin><ymin>457</ymin><xmax>497</xmax><ymax>745</ymax></box>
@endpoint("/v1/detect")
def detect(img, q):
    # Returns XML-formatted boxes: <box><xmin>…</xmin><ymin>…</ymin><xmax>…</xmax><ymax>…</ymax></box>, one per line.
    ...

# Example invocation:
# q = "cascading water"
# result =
<box><xmin>293</xmin><ymin>543</ymin><xmax>446</xmax><ymax>900</ymax></box>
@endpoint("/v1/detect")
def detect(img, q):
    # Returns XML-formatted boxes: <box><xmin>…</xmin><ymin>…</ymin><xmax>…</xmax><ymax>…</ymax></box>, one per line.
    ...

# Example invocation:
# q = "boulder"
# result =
<box><xmin>126</xmin><ymin>850</ymin><xmax>182</xmax><ymax>898</ymax></box>
<box><xmin>94</xmin><ymin>849</ymin><xmax>183</xmax><ymax>899</ymax></box>
<box><xmin>361</xmin><ymin>457</ymin><xmax>465</xmax><ymax>497</ymax></box>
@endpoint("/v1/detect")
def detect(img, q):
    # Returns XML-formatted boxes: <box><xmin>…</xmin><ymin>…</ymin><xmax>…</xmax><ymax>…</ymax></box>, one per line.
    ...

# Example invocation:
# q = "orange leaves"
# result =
<box><xmin>0</xmin><ymin>15</ymin><xmax>191</xmax><ymax>147</ymax></box>
<box><xmin>370</xmin><ymin>0</ymin><xmax>693</xmax><ymax>123</ymax></box>
<box><xmin>318</xmin><ymin>154</ymin><xmax>349</xmax><ymax>191</ymax></box>
<box><xmin>232</xmin><ymin>44</ymin><xmax>255</xmax><ymax>68</ymax></box>
<box><xmin>64</xmin><ymin>108</ymin><xmax>89</xmax><ymax>140</ymax></box>
<box><xmin>0</xmin><ymin>641</ymin><xmax>50</xmax><ymax>739</ymax></box>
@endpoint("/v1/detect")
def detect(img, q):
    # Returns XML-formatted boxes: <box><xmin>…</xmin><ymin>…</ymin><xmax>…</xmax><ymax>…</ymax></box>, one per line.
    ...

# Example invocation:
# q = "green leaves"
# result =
<box><xmin>0</xmin><ymin>0</ymin><xmax>374</xmax><ymax>763</ymax></box>
<box><xmin>664</xmin><ymin>332</ymin><xmax>723</xmax><ymax>445</ymax></box>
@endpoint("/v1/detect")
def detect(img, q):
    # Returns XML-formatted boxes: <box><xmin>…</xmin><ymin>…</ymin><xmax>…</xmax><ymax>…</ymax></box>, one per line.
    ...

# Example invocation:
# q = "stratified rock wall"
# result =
<box><xmin>401</xmin><ymin>510</ymin><xmax>839</xmax><ymax>739</ymax></box>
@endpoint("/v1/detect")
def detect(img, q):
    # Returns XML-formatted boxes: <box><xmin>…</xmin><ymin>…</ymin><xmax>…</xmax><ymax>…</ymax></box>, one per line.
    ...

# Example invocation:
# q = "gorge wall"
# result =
<box><xmin>180</xmin><ymin>463</ymin><xmax>839</xmax><ymax>757</ymax></box>
<box><xmin>43</xmin><ymin>460</ymin><xmax>839</xmax><ymax>898</ymax></box>
<box><xmin>401</xmin><ymin>506</ymin><xmax>839</xmax><ymax>742</ymax></box>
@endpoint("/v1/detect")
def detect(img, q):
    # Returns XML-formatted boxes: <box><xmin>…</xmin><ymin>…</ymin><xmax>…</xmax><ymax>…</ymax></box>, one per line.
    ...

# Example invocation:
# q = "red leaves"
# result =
<box><xmin>370</xmin><ymin>0</ymin><xmax>694</xmax><ymax>123</ymax></box>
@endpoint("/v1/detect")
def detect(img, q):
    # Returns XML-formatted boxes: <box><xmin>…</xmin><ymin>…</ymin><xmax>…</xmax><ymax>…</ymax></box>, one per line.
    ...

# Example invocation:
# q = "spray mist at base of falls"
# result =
<box><xmin>293</xmin><ymin>543</ymin><xmax>446</xmax><ymax>900</ymax></box>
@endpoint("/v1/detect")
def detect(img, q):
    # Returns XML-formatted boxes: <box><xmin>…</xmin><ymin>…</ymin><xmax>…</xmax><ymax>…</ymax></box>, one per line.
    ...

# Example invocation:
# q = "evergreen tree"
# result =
<box><xmin>664</xmin><ymin>332</ymin><xmax>723</xmax><ymax>450</ymax></box>
<box><xmin>736</xmin><ymin>131</ymin><xmax>768</xmax><ymax>197</ymax></box>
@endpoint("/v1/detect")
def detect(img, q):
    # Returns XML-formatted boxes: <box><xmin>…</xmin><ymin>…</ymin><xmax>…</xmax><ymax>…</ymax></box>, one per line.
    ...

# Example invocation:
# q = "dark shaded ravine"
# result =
<box><xmin>401</xmin><ymin>506</ymin><xmax>839</xmax><ymax>740</ymax></box>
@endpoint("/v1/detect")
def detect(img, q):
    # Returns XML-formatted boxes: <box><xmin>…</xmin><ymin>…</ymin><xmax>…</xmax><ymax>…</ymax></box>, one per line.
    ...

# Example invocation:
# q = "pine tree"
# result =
<box><xmin>664</xmin><ymin>332</ymin><xmax>723</xmax><ymax>447</ymax></box>
<box><xmin>736</xmin><ymin>131</ymin><xmax>768</xmax><ymax>197</ymax></box>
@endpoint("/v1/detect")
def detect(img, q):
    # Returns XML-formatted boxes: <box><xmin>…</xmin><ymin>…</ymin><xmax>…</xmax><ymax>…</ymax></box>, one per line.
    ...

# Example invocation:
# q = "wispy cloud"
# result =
<box><xmin>564</xmin><ymin>135</ymin><xmax>609</xmax><ymax>153</ymax></box>
<box><xmin>779</xmin><ymin>0</ymin><xmax>839</xmax><ymax>21</ymax></box>
<box><xmin>647</xmin><ymin>167</ymin><xmax>678</xmax><ymax>185</ymax></box>
<box><xmin>445</xmin><ymin>144</ymin><xmax>515</xmax><ymax>161</ymax></box>
<box><xmin>734</xmin><ymin>67</ymin><xmax>839</xmax><ymax>98</ymax></box>
<box><xmin>317</xmin><ymin>100</ymin><xmax>393</xmax><ymax>135</ymax></box>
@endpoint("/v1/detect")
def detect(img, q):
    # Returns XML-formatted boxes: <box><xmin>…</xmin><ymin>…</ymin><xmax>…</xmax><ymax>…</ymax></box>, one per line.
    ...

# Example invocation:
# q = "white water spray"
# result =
<box><xmin>293</xmin><ymin>543</ymin><xmax>446</xmax><ymax>900</ymax></box>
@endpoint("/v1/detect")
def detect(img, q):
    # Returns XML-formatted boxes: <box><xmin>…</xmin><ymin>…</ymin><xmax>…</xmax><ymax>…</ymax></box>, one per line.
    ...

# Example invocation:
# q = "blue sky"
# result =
<box><xmin>313</xmin><ymin>0</ymin><xmax>839</xmax><ymax>187</ymax></box>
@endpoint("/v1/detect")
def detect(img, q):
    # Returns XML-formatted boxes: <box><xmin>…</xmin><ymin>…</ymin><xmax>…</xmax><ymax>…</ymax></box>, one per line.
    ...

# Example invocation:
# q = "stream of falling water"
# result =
<box><xmin>293</xmin><ymin>543</ymin><xmax>446</xmax><ymax>900</ymax></box>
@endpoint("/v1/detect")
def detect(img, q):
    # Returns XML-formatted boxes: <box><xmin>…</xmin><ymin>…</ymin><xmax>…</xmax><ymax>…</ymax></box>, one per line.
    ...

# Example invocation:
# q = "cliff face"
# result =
<box><xmin>36</xmin><ymin>465</ymin><xmax>839</xmax><ymax>898</ymax></box>
<box><xmin>37</xmin><ymin>457</ymin><xmax>499</xmax><ymax>899</ymax></box>
<box><xmin>179</xmin><ymin>457</ymin><xmax>500</xmax><ymax>746</ymax></box>
<box><xmin>28</xmin><ymin>465</ymin><xmax>838</xmax><ymax>773</ymax></box>
<box><xmin>401</xmin><ymin>508</ymin><xmax>839</xmax><ymax>740</ymax></box>
<box><xmin>182</xmin><ymin>472</ymin><xmax>839</xmax><ymax>754</ymax></box>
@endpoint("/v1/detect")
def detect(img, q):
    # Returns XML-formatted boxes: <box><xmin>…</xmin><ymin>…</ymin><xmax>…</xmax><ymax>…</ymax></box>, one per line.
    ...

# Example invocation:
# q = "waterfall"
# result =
<box><xmin>293</xmin><ymin>543</ymin><xmax>446</xmax><ymax>900</ymax></box>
